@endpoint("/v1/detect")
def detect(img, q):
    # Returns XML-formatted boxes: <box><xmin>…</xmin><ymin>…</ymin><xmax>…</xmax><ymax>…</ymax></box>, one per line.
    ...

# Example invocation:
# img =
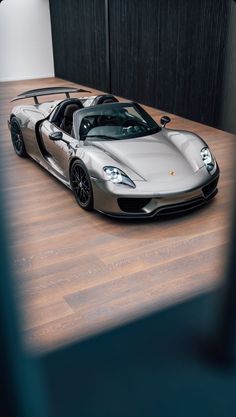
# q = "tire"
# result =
<box><xmin>10</xmin><ymin>117</ymin><xmax>27</xmax><ymax>158</ymax></box>
<box><xmin>70</xmin><ymin>160</ymin><xmax>94</xmax><ymax>211</ymax></box>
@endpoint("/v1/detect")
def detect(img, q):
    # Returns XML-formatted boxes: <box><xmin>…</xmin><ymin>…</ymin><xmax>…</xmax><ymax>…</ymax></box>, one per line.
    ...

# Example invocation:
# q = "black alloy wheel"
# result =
<box><xmin>70</xmin><ymin>160</ymin><xmax>93</xmax><ymax>210</ymax></box>
<box><xmin>10</xmin><ymin>117</ymin><xmax>27</xmax><ymax>157</ymax></box>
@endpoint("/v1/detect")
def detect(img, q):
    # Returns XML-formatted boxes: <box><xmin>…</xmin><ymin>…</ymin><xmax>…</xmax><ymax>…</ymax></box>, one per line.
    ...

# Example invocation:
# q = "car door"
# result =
<box><xmin>39</xmin><ymin>120</ymin><xmax>78</xmax><ymax>182</ymax></box>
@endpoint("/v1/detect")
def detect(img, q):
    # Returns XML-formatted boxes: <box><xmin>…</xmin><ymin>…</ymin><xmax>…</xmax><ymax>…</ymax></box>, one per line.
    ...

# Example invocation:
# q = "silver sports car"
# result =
<box><xmin>8</xmin><ymin>87</ymin><xmax>219</xmax><ymax>218</ymax></box>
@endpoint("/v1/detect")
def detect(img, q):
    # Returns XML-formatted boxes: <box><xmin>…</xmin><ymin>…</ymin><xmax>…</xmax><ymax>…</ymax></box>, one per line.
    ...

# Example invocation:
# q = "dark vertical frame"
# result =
<box><xmin>0</xmin><ymin>183</ymin><xmax>49</xmax><ymax>417</ymax></box>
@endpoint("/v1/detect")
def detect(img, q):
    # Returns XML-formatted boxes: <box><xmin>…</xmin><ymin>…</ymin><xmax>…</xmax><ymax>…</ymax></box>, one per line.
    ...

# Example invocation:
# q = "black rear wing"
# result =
<box><xmin>11</xmin><ymin>86</ymin><xmax>91</xmax><ymax>104</ymax></box>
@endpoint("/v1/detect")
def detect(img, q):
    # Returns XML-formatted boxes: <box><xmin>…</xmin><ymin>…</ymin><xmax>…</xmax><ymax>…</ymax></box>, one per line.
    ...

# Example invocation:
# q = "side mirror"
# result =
<box><xmin>160</xmin><ymin>116</ymin><xmax>171</xmax><ymax>128</ymax></box>
<box><xmin>49</xmin><ymin>131</ymin><xmax>63</xmax><ymax>141</ymax></box>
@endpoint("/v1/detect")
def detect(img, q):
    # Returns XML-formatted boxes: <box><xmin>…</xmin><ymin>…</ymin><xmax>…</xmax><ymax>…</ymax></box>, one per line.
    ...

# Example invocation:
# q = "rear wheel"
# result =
<box><xmin>10</xmin><ymin>117</ymin><xmax>27</xmax><ymax>157</ymax></box>
<box><xmin>70</xmin><ymin>160</ymin><xmax>94</xmax><ymax>211</ymax></box>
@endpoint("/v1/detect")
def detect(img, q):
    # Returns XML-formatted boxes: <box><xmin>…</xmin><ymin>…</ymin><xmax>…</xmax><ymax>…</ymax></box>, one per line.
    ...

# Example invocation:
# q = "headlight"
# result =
<box><xmin>200</xmin><ymin>147</ymin><xmax>215</xmax><ymax>173</ymax></box>
<box><xmin>103</xmin><ymin>166</ymin><xmax>136</xmax><ymax>188</ymax></box>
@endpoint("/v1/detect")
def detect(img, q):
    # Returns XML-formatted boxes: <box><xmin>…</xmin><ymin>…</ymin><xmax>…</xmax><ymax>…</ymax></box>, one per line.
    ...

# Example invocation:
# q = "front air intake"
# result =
<box><xmin>118</xmin><ymin>198</ymin><xmax>151</xmax><ymax>213</ymax></box>
<box><xmin>202</xmin><ymin>177</ymin><xmax>219</xmax><ymax>198</ymax></box>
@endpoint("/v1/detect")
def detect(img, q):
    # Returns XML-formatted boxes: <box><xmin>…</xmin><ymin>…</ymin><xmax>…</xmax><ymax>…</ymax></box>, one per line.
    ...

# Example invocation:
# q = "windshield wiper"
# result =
<box><xmin>82</xmin><ymin>134</ymin><xmax>118</xmax><ymax>141</ymax></box>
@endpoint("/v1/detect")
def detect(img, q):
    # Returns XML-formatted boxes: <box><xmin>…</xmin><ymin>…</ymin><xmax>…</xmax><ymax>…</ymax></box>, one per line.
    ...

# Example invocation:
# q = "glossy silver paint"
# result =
<box><xmin>8</xmin><ymin>95</ymin><xmax>219</xmax><ymax>218</ymax></box>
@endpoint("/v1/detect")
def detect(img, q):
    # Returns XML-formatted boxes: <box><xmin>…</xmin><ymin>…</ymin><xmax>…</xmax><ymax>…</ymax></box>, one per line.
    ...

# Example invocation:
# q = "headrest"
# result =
<box><xmin>64</xmin><ymin>104</ymin><xmax>81</xmax><ymax>118</ymax></box>
<box><xmin>93</xmin><ymin>95</ymin><xmax>118</xmax><ymax>105</ymax></box>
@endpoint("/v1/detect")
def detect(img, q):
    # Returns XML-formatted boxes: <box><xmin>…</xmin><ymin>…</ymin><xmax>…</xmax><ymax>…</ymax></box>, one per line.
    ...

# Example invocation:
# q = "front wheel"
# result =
<box><xmin>70</xmin><ymin>160</ymin><xmax>94</xmax><ymax>211</ymax></box>
<box><xmin>10</xmin><ymin>117</ymin><xmax>27</xmax><ymax>158</ymax></box>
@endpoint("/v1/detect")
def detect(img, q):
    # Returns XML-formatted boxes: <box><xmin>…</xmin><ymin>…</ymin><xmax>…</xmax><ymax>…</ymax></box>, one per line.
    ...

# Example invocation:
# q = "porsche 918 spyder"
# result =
<box><xmin>8</xmin><ymin>86</ymin><xmax>219</xmax><ymax>218</ymax></box>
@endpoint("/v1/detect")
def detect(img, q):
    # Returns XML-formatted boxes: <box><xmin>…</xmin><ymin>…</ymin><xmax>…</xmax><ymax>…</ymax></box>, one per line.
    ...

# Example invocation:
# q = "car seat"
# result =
<box><xmin>60</xmin><ymin>103</ymin><xmax>82</xmax><ymax>135</ymax></box>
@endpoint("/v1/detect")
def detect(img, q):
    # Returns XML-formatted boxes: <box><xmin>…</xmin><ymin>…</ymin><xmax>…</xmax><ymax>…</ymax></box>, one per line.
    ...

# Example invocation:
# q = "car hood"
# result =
<box><xmin>90</xmin><ymin>129</ymin><xmax>206</xmax><ymax>182</ymax></box>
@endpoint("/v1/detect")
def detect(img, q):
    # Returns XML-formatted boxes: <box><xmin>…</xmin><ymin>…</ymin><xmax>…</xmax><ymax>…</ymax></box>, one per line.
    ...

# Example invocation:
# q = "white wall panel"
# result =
<box><xmin>0</xmin><ymin>0</ymin><xmax>54</xmax><ymax>81</ymax></box>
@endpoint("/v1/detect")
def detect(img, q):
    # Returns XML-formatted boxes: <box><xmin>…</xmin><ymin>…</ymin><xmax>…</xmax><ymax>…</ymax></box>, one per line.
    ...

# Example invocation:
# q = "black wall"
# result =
<box><xmin>49</xmin><ymin>0</ymin><xmax>108</xmax><ymax>91</ymax></box>
<box><xmin>49</xmin><ymin>0</ymin><xmax>230</xmax><ymax>128</ymax></box>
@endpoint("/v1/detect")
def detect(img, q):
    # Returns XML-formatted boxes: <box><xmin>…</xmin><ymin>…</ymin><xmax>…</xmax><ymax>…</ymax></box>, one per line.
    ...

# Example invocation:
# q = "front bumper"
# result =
<box><xmin>91</xmin><ymin>168</ymin><xmax>220</xmax><ymax>218</ymax></box>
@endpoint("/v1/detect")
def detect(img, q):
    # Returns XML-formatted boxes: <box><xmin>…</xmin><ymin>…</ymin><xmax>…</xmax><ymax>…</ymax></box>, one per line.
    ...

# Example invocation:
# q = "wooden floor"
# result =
<box><xmin>0</xmin><ymin>78</ymin><xmax>235</xmax><ymax>353</ymax></box>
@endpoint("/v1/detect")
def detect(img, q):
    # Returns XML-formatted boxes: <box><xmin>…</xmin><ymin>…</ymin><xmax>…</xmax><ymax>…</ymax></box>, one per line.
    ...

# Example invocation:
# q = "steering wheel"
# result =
<box><xmin>121</xmin><ymin>119</ymin><xmax>147</xmax><ymax>134</ymax></box>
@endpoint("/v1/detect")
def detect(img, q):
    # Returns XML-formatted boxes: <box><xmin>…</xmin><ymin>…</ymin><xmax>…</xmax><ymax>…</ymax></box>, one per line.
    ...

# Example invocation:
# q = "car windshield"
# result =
<box><xmin>78</xmin><ymin>103</ymin><xmax>161</xmax><ymax>141</ymax></box>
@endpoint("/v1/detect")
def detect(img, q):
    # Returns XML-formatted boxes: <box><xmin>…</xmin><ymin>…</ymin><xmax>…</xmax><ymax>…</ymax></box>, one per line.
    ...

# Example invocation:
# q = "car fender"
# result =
<box><xmin>162</xmin><ymin>128</ymin><xmax>210</xmax><ymax>172</ymax></box>
<box><xmin>72</xmin><ymin>144</ymin><xmax>145</xmax><ymax>183</ymax></box>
